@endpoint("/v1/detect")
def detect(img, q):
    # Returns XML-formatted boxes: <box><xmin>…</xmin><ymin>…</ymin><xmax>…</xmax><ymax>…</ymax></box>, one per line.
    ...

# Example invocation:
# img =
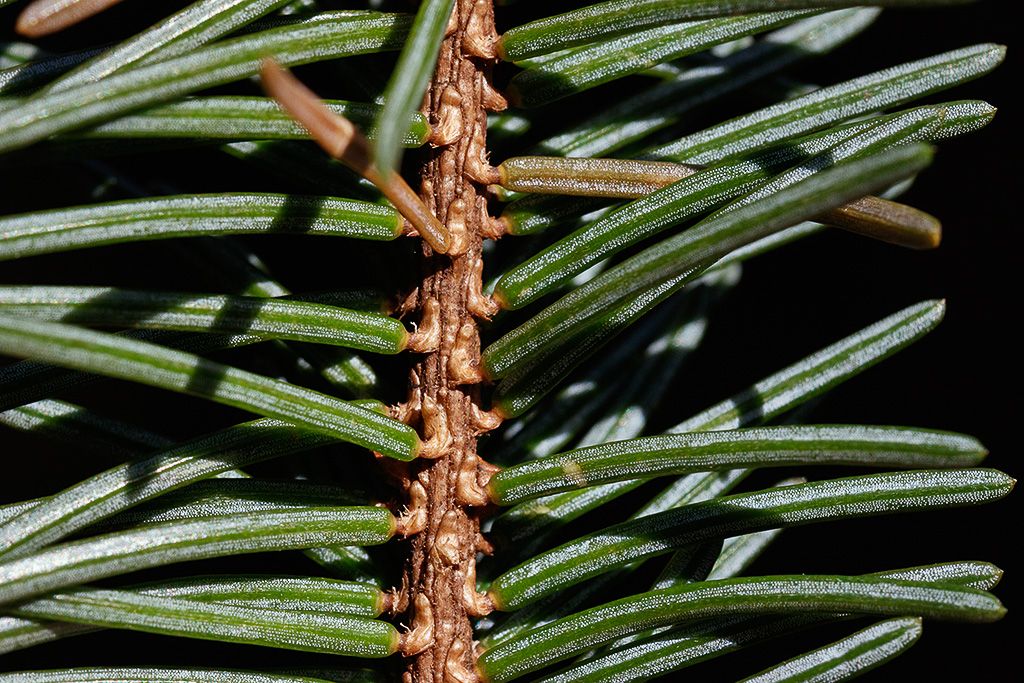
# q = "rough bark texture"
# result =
<box><xmin>397</xmin><ymin>1</ymin><xmax>503</xmax><ymax>681</ymax></box>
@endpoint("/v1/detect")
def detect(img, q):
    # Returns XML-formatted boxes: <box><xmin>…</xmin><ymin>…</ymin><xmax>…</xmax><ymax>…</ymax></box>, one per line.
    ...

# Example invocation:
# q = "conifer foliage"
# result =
<box><xmin>0</xmin><ymin>0</ymin><xmax>1008</xmax><ymax>681</ymax></box>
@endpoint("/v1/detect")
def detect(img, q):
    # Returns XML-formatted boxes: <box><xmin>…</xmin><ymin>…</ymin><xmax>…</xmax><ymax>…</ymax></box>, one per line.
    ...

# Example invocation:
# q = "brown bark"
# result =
<box><xmin>396</xmin><ymin>1</ymin><xmax>504</xmax><ymax>681</ymax></box>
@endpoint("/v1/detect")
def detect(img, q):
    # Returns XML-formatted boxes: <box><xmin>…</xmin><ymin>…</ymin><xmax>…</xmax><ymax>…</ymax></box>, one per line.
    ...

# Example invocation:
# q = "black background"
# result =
<box><xmin>659</xmin><ymin>3</ymin><xmax>1021</xmax><ymax>676</ymax></box>
<box><xmin>0</xmin><ymin>0</ymin><xmax>1019</xmax><ymax>679</ymax></box>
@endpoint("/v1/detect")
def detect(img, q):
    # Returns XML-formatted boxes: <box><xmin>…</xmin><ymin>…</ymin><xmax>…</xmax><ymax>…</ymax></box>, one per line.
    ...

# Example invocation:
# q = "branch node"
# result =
<box><xmin>381</xmin><ymin>587</ymin><xmax>396</xmax><ymax>614</ymax></box>
<box><xmin>431</xmin><ymin>85</ymin><xmax>465</xmax><ymax>147</ymax></box>
<box><xmin>464</xmin><ymin>127</ymin><xmax>498</xmax><ymax>185</ymax></box>
<box><xmin>456</xmin><ymin>452</ymin><xmax>491</xmax><ymax>507</ymax></box>
<box><xmin>433</xmin><ymin>510</ymin><xmax>464</xmax><ymax>565</ymax></box>
<box><xmin>400</xmin><ymin>593</ymin><xmax>435</xmax><ymax>656</ymax></box>
<box><xmin>481</xmin><ymin>76</ymin><xmax>509</xmax><ymax>112</ymax></box>
<box><xmin>446</xmin><ymin>198</ymin><xmax>471</xmax><ymax>257</ymax></box>
<box><xmin>462</xmin><ymin>0</ymin><xmax>498</xmax><ymax>59</ymax></box>
<box><xmin>467</xmin><ymin>256</ymin><xmax>500</xmax><ymax>320</ymax></box>
<box><xmin>395</xmin><ymin>480</ymin><xmax>429</xmax><ymax>536</ymax></box>
<box><xmin>476</xmin><ymin>531</ymin><xmax>495</xmax><ymax>555</ymax></box>
<box><xmin>466</xmin><ymin>159</ymin><xmax>500</xmax><ymax>186</ymax></box>
<box><xmin>406</xmin><ymin>298</ymin><xmax>442</xmax><ymax>353</ymax></box>
<box><xmin>448</xmin><ymin>323</ymin><xmax>485</xmax><ymax>384</ymax></box>
<box><xmin>417</xmin><ymin>395</ymin><xmax>454</xmax><ymax>459</ymax></box>
<box><xmin>396</xmin><ymin>287</ymin><xmax>421</xmax><ymax>317</ymax></box>
<box><xmin>444</xmin><ymin>638</ymin><xmax>478</xmax><ymax>683</ymax></box>
<box><xmin>390</xmin><ymin>396</ymin><xmax>421</xmax><ymax>426</ymax></box>
<box><xmin>482</xmin><ymin>215</ymin><xmax>509</xmax><ymax>240</ymax></box>
<box><xmin>469</xmin><ymin>402</ymin><xmax>503</xmax><ymax>434</ymax></box>
<box><xmin>462</xmin><ymin>559</ymin><xmax>495</xmax><ymax>617</ymax></box>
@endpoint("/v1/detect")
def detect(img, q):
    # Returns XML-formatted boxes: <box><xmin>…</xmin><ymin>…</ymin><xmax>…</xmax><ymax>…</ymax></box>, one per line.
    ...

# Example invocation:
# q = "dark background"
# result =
<box><xmin>663</xmin><ymin>3</ymin><xmax>1020</xmax><ymax>677</ymax></box>
<box><xmin>680</xmin><ymin>3</ymin><xmax>1021</xmax><ymax>677</ymax></box>
<box><xmin>0</xmin><ymin>0</ymin><xmax>1019</xmax><ymax>679</ymax></box>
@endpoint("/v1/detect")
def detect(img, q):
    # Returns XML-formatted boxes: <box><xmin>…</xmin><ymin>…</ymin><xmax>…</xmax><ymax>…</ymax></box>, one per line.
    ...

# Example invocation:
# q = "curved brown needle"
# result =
<box><xmin>497</xmin><ymin>156</ymin><xmax>941</xmax><ymax>250</ymax></box>
<box><xmin>825</xmin><ymin>195</ymin><xmax>941</xmax><ymax>249</ymax></box>
<box><xmin>16</xmin><ymin>0</ymin><xmax>127</xmax><ymax>38</ymax></box>
<box><xmin>260</xmin><ymin>59</ymin><xmax>450</xmax><ymax>254</ymax></box>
